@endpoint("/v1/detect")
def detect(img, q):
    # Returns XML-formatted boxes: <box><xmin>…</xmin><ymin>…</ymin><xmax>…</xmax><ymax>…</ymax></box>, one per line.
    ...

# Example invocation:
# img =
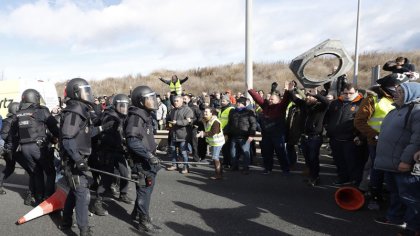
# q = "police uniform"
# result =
<box><xmin>60</xmin><ymin>99</ymin><xmax>93</xmax><ymax>234</ymax></box>
<box><xmin>125</xmin><ymin>106</ymin><xmax>158</xmax><ymax>215</ymax></box>
<box><xmin>124</xmin><ymin>85</ymin><xmax>161</xmax><ymax>233</ymax></box>
<box><xmin>100</xmin><ymin>108</ymin><xmax>131</xmax><ymax>198</ymax></box>
<box><xmin>16</xmin><ymin>103</ymin><xmax>59</xmax><ymax>202</ymax></box>
<box><xmin>0</xmin><ymin>107</ymin><xmax>34</xmax><ymax>197</ymax></box>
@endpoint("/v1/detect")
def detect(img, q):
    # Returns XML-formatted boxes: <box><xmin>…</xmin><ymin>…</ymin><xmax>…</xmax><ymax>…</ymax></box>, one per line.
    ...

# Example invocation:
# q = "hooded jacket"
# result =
<box><xmin>374</xmin><ymin>82</ymin><xmax>420</xmax><ymax>172</ymax></box>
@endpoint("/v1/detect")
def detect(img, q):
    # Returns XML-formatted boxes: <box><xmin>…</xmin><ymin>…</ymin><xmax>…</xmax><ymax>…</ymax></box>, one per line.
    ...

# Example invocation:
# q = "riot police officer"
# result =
<box><xmin>90</xmin><ymin>93</ymin><xmax>133</xmax><ymax>216</ymax></box>
<box><xmin>15</xmin><ymin>89</ymin><xmax>59</xmax><ymax>204</ymax></box>
<box><xmin>124</xmin><ymin>86</ymin><xmax>162</xmax><ymax>233</ymax></box>
<box><xmin>59</xmin><ymin>78</ymin><xmax>107</xmax><ymax>236</ymax></box>
<box><xmin>0</xmin><ymin>102</ymin><xmax>34</xmax><ymax>200</ymax></box>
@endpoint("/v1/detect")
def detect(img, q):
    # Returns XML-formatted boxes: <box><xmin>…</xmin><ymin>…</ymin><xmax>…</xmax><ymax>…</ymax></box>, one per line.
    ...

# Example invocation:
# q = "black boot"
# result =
<box><xmin>80</xmin><ymin>226</ymin><xmax>93</xmax><ymax>236</ymax></box>
<box><xmin>23</xmin><ymin>190</ymin><xmax>35</xmax><ymax>206</ymax></box>
<box><xmin>90</xmin><ymin>198</ymin><xmax>108</xmax><ymax>216</ymax></box>
<box><xmin>119</xmin><ymin>193</ymin><xmax>134</xmax><ymax>204</ymax></box>
<box><xmin>138</xmin><ymin>215</ymin><xmax>162</xmax><ymax>233</ymax></box>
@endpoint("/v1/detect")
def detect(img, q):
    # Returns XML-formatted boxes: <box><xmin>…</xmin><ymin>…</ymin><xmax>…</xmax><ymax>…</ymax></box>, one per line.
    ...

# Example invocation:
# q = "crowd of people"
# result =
<box><xmin>0</xmin><ymin>56</ymin><xmax>419</xmax><ymax>235</ymax></box>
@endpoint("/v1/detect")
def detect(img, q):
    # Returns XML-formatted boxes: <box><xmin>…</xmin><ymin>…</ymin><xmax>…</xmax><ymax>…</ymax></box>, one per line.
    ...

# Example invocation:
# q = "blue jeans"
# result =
<box><xmin>230</xmin><ymin>138</ymin><xmax>251</xmax><ymax>170</ymax></box>
<box><xmin>385</xmin><ymin>172</ymin><xmax>420</xmax><ymax>231</ymax></box>
<box><xmin>261</xmin><ymin>134</ymin><xmax>289</xmax><ymax>172</ymax></box>
<box><xmin>169</xmin><ymin>140</ymin><xmax>189</xmax><ymax>168</ymax></box>
<box><xmin>301</xmin><ymin>135</ymin><xmax>323</xmax><ymax>179</ymax></box>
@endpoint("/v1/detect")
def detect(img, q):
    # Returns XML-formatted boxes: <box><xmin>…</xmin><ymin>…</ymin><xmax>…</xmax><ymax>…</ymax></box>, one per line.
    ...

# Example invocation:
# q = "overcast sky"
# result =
<box><xmin>0</xmin><ymin>0</ymin><xmax>418</xmax><ymax>82</ymax></box>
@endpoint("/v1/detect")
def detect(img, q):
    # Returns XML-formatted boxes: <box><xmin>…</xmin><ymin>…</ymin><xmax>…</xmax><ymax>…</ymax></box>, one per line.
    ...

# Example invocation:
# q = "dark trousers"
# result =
<box><xmin>222</xmin><ymin>137</ymin><xmax>232</xmax><ymax>167</ymax></box>
<box><xmin>63</xmin><ymin>174</ymin><xmax>90</xmax><ymax>230</ymax></box>
<box><xmin>21</xmin><ymin>143</ymin><xmax>55</xmax><ymax>200</ymax></box>
<box><xmin>330</xmin><ymin>139</ymin><xmax>364</xmax><ymax>184</ymax></box>
<box><xmin>384</xmin><ymin>172</ymin><xmax>420</xmax><ymax>231</ymax></box>
<box><xmin>301</xmin><ymin>135</ymin><xmax>323</xmax><ymax>179</ymax></box>
<box><xmin>261</xmin><ymin>134</ymin><xmax>289</xmax><ymax>172</ymax></box>
<box><xmin>96</xmin><ymin>151</ymin><xmax>129</xmax><ymax>195</ymax></box>
<box><xmin>286</xmin><ymin>143</ymin><xmax>298</xmax><ymax>167</ymax></box>
<box><xmin>191</xmin><ymin>128</ymin><xmax>207</xmax><ymax>161</ymax></box>
<box><xmin>369</xmin><ymin>145</ymin><xmax>385</xmax><ymax>193</ymax></box>
<box><xmin>134</xmin><ymin>165</ymin><xmax>158</xmax><ymax>217</ymax></box>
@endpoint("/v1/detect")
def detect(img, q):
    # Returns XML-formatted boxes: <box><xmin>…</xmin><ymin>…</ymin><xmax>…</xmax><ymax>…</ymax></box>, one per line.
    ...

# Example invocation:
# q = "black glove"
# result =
<box><xmin>99</xmin><ymin>121</ymin><xmax>114</xmax><ymax>132</ymax></box>
<box><xmin>147</xmin><ymin>153</ymin><xmax>160</xmax><ymax>165</ymax></box>
<box><xmin>76</xmin><ymin>159</ymin><xmax>89</xmax><ymax>172</ymax></box>
<box><xmin>271</xmin><ymin>82</ymin><xmax>278</xmax><ymax>93</ymax></box>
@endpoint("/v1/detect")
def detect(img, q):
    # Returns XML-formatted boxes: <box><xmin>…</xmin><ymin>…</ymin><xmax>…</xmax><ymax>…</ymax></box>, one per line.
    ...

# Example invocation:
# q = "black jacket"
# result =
<box><xmin>291</xmin><ymin>92</ymin><xmax>330</xmax><ymax>136</ymax></box>
<box><xmin>225</xmin><ymin>108</ymin><xmax>257</xmax><ymax>138</ymax></box>
<box><xmin>285</xmin><ymin>103</ymin><xmax>305</xmax><ymax>144</ymax></box>
<box><xmin>324</xmin><ymin>94</ymin><xmax>364</xmax><ymax>141</ymax></box>
<box><xmin>383</xmin><ymin>58</ymin><xmax>416</xmax><ymax>74</ymax></box>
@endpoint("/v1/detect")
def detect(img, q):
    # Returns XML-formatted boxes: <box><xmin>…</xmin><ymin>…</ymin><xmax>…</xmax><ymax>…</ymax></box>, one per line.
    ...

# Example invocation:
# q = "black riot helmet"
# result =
<box><xmin>7</xmin><ymin>102</ymin><xmax>20</xmax><ymax>115</ymax></box>
<box><xmin>21</xmin><ymin>89</ymin><xmax>41</xmax><ymax>104</ymax></box>
<box><xmin>65</xmin><ymin>78</ymin><xmax>94</xmax><ymax>104</ymax></box>
<box><xmin>112</xmin><ymin>94</ymin><xmax>130</xmax><ymax>115</ymax></box>
<box><xmin>131</xmin><ymin>86</ymin><xmax>158</xmax><ymax>110</ymax></box>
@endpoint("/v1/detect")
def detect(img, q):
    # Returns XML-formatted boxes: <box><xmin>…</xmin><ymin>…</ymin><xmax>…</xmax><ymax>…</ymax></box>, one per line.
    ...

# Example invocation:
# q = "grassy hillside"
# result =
<box><xmin>55</xmin><ymin>51</ymin><xmax>420</xmax><ymax>98</ymax></box>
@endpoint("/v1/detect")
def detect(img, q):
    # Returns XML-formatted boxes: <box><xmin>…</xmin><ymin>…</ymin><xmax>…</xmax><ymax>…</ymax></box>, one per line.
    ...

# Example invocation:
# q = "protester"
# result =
<box><xmin>197</xmin><ymin>107</ymin><xmax>225</xmax><ymax>179</ymax></box>
<box><xmin>373</xmin><ymin>82</ymin><xmax>420</xmax><ymax>235</ymax></box>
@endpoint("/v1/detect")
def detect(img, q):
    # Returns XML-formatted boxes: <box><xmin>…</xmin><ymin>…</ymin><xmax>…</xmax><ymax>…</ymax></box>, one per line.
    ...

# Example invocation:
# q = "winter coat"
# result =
<box><xmin>354</xmin><ymin>86</ymin><xmax>394</xmax><ymax>145</ymax></box>
<box><xmin>224</xmin><ymin>108</ymin><xmax>257</xmax><ymax>139</ymax></box>
<box><xmin>374</xmin><ymin>82</ymin><xmax>420</xmax><ymax>172</ymax></box>
<box><xmin>167</xmin><ymin>105</ymin><xmax>194</xmax><ymax>142</ymax></box>
<box><xmin>325</xmin><ymin>93</ymin><xmax>364</xmax><ymax>141</ymax></box>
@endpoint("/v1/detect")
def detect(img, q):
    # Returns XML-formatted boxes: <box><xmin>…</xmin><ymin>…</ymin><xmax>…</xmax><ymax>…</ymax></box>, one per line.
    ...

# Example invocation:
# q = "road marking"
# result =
<box><xmin>314</xmin><ymin>212</ymin><xmax>351</xmax><ymax>222</ymax></box>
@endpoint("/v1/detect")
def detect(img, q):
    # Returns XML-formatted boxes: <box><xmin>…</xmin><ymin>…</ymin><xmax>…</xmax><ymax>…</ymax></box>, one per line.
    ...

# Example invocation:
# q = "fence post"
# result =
<box><xmin>371</xmin><ymin>65</ymin><xmax>381</xmax><ymax>87</ymax></box>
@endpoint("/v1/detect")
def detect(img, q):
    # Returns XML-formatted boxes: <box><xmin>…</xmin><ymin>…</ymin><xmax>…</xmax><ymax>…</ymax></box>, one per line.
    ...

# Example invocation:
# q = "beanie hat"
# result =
<box><xmin>236</xmin><ymin>97</ymin><xmax>247</xmax><ymax>106</ymax></box>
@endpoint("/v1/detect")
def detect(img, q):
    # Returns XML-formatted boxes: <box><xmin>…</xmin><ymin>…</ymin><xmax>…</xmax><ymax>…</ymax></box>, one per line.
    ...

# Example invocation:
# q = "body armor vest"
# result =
<box><xmin>125</xmin><ymin>107</ymin><xmax>156</xmax><ymax>154</ymax></box>
<box><xmin>16</xmin><ymin>107</ymin><xmax>47</xmax><ymax>144</ymax></box>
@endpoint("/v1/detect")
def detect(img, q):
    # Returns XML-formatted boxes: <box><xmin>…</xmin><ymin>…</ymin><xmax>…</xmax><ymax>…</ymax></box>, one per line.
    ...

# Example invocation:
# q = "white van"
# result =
<box><xmin>0</xmin><ymin>79</ymin><xmax>59</xmax><ymax>117</ymax></box>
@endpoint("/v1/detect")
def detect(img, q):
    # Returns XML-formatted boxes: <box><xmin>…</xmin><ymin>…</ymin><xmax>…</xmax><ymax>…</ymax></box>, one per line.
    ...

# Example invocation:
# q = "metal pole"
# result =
<box><xmin>89</xmin><ymin>167</ymin><xmax>139</xmax><ymax>184</ymax></box>
<box><xmin>245</xmin><ymin>0</ymin><xmax>253</xmax><ymax>97</ymax></box>
<box><xmin>353</xmin><ymin>0</ymin><xmax>361</xmax><ymax>86</ymax></box>
<box><xmin>161</xmin><ymin>161</ymin><xmax>210</xmax><ymax>165</ymax></box>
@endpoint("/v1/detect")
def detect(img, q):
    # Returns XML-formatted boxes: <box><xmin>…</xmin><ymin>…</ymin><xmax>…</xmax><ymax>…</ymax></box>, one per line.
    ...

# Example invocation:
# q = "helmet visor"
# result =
<box><xmin>78</xmin><ymin>85</ymin><xmax>94</xmax><ymax>103</ymax></box>
<box><xmin>115</xmin><ymin>101</ymin><xmax>129</xmax><ymax>115</ymax></box>
<box><xmin>143</xmin><ymin>92</ymin><xmax>158</xmax><ymax>110</ymax></box>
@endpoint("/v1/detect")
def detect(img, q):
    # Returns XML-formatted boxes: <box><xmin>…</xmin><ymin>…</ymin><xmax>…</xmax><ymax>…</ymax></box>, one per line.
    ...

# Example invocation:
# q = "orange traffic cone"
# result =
<box><xmin>335</xmin><ymin>186</ymin><xmax>365</xmax><ymax>211</ymax></box>
<box><xmin>17</xmin><ymin>180</ymin><xmax>69</xmax><ymax>224</ymax></box>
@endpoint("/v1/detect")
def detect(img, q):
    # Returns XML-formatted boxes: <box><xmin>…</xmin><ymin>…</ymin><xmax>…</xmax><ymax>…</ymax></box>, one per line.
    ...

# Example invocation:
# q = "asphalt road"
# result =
<box><xmin>0</xmin><ymin>151</ymin><xmax>400</xmax><ymax>236</ymax></box>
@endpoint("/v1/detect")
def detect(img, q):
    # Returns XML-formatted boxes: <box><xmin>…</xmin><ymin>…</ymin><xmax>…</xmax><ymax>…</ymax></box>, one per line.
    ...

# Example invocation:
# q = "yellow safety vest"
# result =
<box><xmin>169</xmin><ymin>80</ymin><xmax>182</xmax><ymax>95</ymax></box>
<box><xmin>217</xmin><ymin>106</ymin><xmax>234</xmax><ymax>129</ymax></box>
<box><xmin>367</xmin><ymin>96</ymin><xmax>395</xmax><ymax>132</ymax></box>
<box><xmin>205</xmin><ymin>117</ymin><xmax>225</xmax><ymax>147</ymax></box>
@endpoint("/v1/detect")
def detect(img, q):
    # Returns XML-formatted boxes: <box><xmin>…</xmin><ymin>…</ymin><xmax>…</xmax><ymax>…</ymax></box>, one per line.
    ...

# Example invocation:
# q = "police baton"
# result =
<box><xmin>159</xmin><ymin>160</ymin><xmax>211</xmax><ymax>165</ymax></box>
<box><xmin>88</xmin><ymin>167</ymin><xmax>139</xmax><ymax>184</ymax></box>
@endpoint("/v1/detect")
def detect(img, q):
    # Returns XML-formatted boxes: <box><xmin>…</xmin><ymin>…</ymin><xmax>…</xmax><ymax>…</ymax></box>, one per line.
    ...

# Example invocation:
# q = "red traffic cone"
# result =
<box><xmin>17</xmin><ymin>181</ymin><xmax>69</xmax><ymax>224</ymax></box>
<box><xmin>335</xmin><ymin>186</ymin><xmax>365</xmax><ymax>211</ymax></box>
